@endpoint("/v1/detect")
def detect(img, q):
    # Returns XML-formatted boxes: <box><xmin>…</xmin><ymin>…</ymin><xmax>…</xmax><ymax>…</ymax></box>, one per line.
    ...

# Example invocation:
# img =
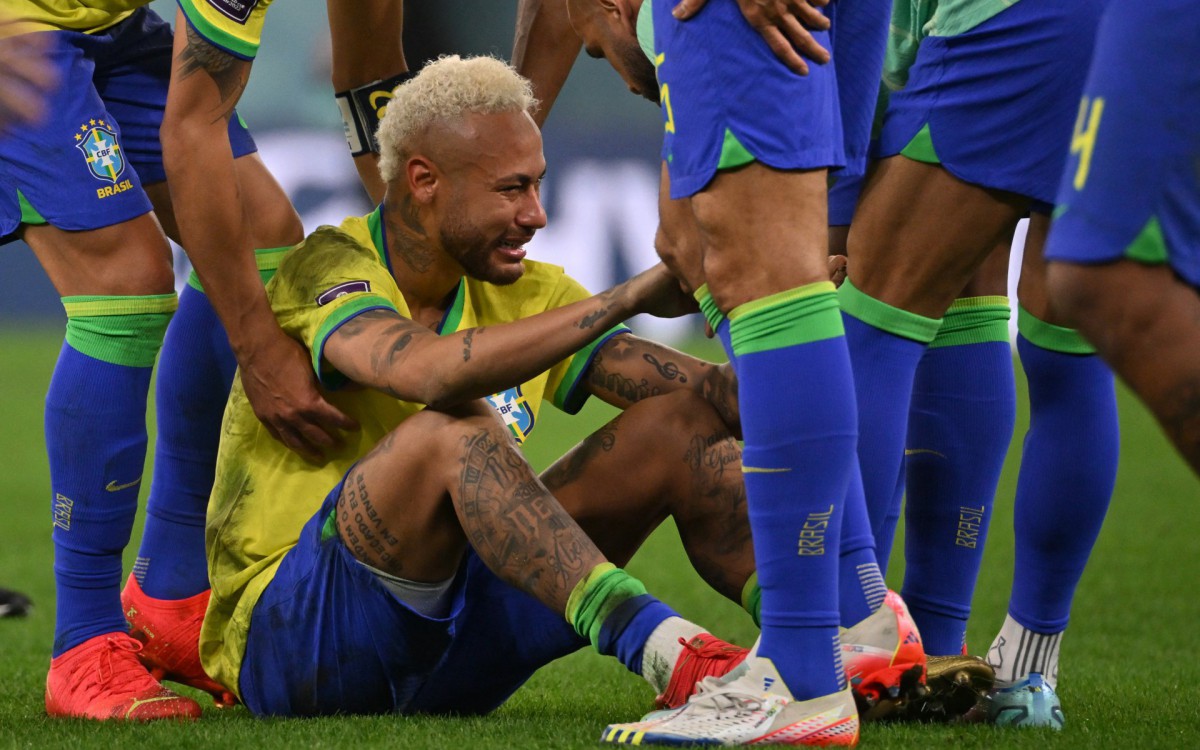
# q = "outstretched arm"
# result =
<box><xmin>584</xmin><ymin>335</ymin><xmax>740</xmax><ymax>437</ymax></box>
<box><xmin>513</xmin><ymin>0</ymin><xmax>581</xmax><ymax>127</ymax></box>
<box><xmin>324</xmin><ymin>264</ymin><xmax>694</xmax><ymax>409</ymax></box>
<box><xmin>162</xmin><ymin>15</ymin><xmax>356</xmax><ymax>461</ymax></box>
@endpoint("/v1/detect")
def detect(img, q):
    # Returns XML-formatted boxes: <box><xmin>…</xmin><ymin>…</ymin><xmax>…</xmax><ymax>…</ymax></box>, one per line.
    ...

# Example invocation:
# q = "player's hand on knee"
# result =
<box><xmin>671</xmin><ymin>0</ymin><xmax>831</xmax><ymax>75</ymax></box>
<box><xmin>241</xmin><ymin>331</ymin><xmax>360</xmax><ymax>462</ymax></box>
<box><xmin>625</xmin><ymin>263</ymin><xmax>701</xmax><ymax>319</ymax></box>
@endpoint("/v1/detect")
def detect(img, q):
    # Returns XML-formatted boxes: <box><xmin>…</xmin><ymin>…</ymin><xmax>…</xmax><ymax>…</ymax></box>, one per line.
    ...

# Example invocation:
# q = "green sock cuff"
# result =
<box><xmin>61</xmin><ymin>293</ymin><xmax>177</xmax><ymax>367</ymax></box>
<box><xmin>928</xmin><ymin>296</ymin><xmax>1011</xmax><ymax>349</ymax></box>
<box><xmin>693</xmin><ymin>284</ymin><xmax>726</xmax><ymax>333</ymax></box>
<box><xmin>741</xmin><ymin>573</ymin><xmax>761</xmax><ymax>628</ymax></box>
<box><xmin>728</xmin><ymin>281</ymin><xmax>843</xmax><ymax>355</ymax></box>
<box><xmin>838</xmin><ymin>278</ymin><xmax>942</xmax><ymax>343</ymax></box>
<box><xmin>1017</xmin><ymin>304</ymin><xmax>1096</xmax><ymax>354</ymax></box>
<box><xmin>187</xmin><ymin>245</ymin><xmax>294</xmax><ymax>292</ymax></box>
<box><xmin>565</xmin><ymin>563</ymin><xmax>648</xmax><ymax>651</ymax></box>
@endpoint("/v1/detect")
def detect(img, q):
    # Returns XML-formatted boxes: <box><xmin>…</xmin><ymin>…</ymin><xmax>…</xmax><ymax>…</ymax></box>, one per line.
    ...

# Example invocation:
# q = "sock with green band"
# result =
<box><xmin>731</xmin><ymin>281</ymin><xmax>852</xmax><ymax>699</ymax></box>
<box><xmin>567</xmin><ymin>563</ymin><xmax>677</xmax><ymax>675</ymax></box>
<box><xmin>840</xmin><ymin>278</ymin><xmax>941</xmax><ymax>571</ymax></box>
<box><xmin>49</xmin><ymin>294</ymin><xmax>175</xmax><ymax>655</ymax></box>
<box><xmin>902</xmin><ymin>297</ymin><xmax>1016</xmax><ymax>654</ymax></box>
<box><xmin>1010</xmin><ymin>308</ymin><xmax>1117</xmax><ymax>633</ymax></box>
<box><xmin>138</xmin><ymin>248</ymin><xmax>291</xmax><ymax>600</ymax></box>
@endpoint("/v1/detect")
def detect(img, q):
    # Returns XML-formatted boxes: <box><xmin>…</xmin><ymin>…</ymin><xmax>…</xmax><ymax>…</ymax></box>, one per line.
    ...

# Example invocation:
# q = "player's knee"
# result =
<box><xmin>423</xmin><ymin>402</ymin><xmax>513</xmax><ymax>459</ymax></box>
<box><xmin>626</xmin><ymin>391</ymin><xmax>732</xmax><ymax>454</ymax></box>
<box><xmin>1046</xmin><ymin>260</ymin><xmax>1105</xmax><ymax>331</ymax></box>
<box><xmin>62</xmin><ymin>292</ymin><xmax>178</xmax><ymax>367</ymax></box>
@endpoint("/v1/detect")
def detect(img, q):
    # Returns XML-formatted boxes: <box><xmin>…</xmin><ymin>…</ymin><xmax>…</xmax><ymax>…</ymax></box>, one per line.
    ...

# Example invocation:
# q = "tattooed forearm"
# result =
<box><xmin>176</xmin><ymin>25</ymin><xmax>246</xmax><ymax>121</ymax></box>
<box><xmin>701</xmin><ymin>363</ymin><xmax>741</xmax><ymax>437</ymax></box>
<box><xmin>456</xmin><ymin>428</ymin><xmax>597</xmax><ymax>611</ymax></box>
<box><xmin>462</xmin><ymin>327</ymin><xmax>479</xmax><ymax>362</ymax></box>
<box><xmin>587</xmin><ymin>359</ymin><xmax>664</xmax><ymax>404</ymax></box>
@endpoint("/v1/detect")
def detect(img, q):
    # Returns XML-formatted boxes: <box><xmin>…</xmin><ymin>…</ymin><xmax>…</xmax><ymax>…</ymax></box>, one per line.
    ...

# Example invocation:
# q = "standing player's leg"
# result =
<box><xmin>975</xmin><ymin>214</ymin><xmax>1118</xmax><ymax>728</ymax></box>
<box><xmin>0</xmin><ymin>22</ymin><xmax>201</xmax><ymax>721</ymax></box>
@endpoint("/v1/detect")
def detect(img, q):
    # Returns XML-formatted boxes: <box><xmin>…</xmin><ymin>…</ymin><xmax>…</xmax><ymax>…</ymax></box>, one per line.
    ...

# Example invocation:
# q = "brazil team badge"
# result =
<box><xmin>75</xmin><ymin>120</ymin><xmax>126</xmax><ymax>184</ymax></box>
<box><xmin>486</xmin><ymin>386</ymin><xmax>535</xmax><ymax>443</ymax></box>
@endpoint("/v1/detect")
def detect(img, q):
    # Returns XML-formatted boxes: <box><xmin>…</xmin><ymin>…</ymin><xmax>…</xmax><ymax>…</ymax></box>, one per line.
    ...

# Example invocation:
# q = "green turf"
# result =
<box><xmin>1</xmin><ymin>326</ymin><xmax>1198</xmax><ymax>748</ymax></box>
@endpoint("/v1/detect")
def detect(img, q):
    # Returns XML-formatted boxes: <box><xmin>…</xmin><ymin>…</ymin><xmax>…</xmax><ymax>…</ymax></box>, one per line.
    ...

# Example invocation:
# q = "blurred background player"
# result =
<box><xmin>0</xmin><ymin>0</ymin><xmax>335</xmax><ymax>720</ymax></box>
<box><xmin>1046</xmin><ymin>1</ymin><xmax>1200</xmax><ymax>476</ymax></box>
<box><xmin>0</xmin><ymin>14</ymin><xmax>57</xmax><ymax>626</ymax></box>
<box><xmin>837</xmin><ymin>0</ymin><xmax>1117</xmax><ymax>728</ymax></box>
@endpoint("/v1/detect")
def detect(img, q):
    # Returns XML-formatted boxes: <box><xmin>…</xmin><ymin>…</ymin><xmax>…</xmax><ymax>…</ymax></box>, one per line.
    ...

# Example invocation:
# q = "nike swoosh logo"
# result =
<box><xmin>105</xmin><ymin>478</ymin><xmax>142</xmax><ymax>492</ymax></box>
<box><xmin>904</xmin><ymin>448</ymin><xmax>947</xmax><ymax>459</ymax></box>
<box><xmin>742</xmin><ymin>466</ymin><xmax>792</xmax><ymax>474</ymax></box>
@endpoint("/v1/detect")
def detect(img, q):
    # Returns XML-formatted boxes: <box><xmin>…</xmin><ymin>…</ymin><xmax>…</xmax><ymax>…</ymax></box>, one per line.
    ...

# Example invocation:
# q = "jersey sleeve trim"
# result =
<box><xmin>552</xmin><ymin>327</ymin><xmax>630</xmax><ymax>415</ymax></box>
<box><xmin>311</xmin><ymin>295</ymin><xmax>396</xmax><ymax>389</ymax></box>
<box><xmin>176</xmin><ymin>0</ymin><xmax>258</xmax><ymax>60</ymax></box>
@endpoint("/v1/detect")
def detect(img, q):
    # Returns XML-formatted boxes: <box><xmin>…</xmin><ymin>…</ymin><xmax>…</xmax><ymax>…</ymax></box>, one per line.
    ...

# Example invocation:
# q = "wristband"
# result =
<box><xmin>335</xmin><ymin>71</ymin><xmax>415</xmax><ymax>156</ymax></box>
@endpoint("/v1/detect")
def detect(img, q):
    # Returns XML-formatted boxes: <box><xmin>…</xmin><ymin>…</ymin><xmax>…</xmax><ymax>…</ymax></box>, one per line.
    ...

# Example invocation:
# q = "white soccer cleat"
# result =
<box><xmin>600</xmin><ymin>656</ymin><xmax>859</xmax><ymax>746</ymax></box>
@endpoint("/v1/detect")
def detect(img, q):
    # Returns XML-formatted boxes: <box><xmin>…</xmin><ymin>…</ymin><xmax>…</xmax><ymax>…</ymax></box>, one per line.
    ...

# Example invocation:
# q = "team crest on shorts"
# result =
<box><xmin>74</xmin><ymin>120</ymin><xmax>125</xmax><ymax>184</ymax></box>
<box><xmin>486</xmin><ymin>386</ymin><xmax>535</xmax><ymax>443</ymax></box>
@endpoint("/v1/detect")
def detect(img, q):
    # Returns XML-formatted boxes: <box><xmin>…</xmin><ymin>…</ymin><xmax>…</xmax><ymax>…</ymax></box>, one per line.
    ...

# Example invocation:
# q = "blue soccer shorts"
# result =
<box><xmin>876</xmin><ymin>0</ymin><xmax>1105</xmax><ymax>206</ymax></box>
<box><xmin>238</xmin><ymin>478</ymin><xmax>586</xmax><ymax>716</ymax></box>
<box><xmin>650</xmin><ymin>0</ymin><xmax>843</xmax><ymax>199</ymax></box>
<box><xmin>1045</xmin><ymin>0</ymin><xmax>1200</xmax><ymax>289</ymax></box>
<box><xmin>0</xmin><ymin>7</ymin><xmax>257</xmax><ymax>239</ymax></box>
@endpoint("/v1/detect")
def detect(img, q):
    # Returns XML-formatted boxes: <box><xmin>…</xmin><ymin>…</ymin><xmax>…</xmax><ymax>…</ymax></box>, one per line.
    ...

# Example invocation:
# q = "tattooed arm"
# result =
<box><xmin>324</xmin><ymin>264</ymin><xmax>694</xmax><ymax>409</ymax></box>
<box><xmin>161</xmin><ymin>15</ymin><xmax>356</xmax><ymax>461</ymax></box>
<box><xmin>584</xmin><ymin>335</ymin><xmax>741</xmax><ymax>438</ymax></box>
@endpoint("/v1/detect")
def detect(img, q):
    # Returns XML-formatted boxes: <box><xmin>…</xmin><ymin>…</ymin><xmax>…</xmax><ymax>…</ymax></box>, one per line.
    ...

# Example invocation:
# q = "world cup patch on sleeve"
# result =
<box><xmin>206</xmin><ymin>0</ymin><xmax>258</xmax><ymax>24</ymax></box>
<box><xmin>316</xmin><ymin>280</ymin><xmax>371</xmax><ymax>306</ymax></box>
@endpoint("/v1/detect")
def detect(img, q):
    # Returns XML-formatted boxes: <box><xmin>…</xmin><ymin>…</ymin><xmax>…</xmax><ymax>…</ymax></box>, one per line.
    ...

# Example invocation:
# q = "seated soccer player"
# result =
<box><xmin>201</xmin><ymin>55</ymin><xmax>762</xmax><ymax>717</ymax></box>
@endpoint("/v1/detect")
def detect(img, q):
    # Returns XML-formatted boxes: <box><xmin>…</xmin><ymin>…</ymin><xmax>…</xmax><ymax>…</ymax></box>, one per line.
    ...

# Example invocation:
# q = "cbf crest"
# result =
<box><xmin>75</xmin><ymin>119</ymin><xmax>125</xmax><ymax>184</ymax></box>
<box><xmin>486</xmin><ymin>386</ymin><xmax>535</xmax><ymax>443</ymax></box>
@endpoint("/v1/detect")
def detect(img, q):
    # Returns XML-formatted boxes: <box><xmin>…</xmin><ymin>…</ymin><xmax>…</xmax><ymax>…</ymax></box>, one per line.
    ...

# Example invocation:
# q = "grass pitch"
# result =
<box><xmin>1</xmin><ymin>326</ymin><xmax>1198</xmax><ymax>749</ymax></box>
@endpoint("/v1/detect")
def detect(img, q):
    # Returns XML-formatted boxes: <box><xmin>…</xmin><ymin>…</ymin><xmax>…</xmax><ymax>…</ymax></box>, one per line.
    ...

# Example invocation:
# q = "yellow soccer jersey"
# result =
<box><xmin>177</xmin><ymin>0</ymin><xmax>273</xmax><ymax>59</ymax></box>
<box><xmin>200</xmin><ymin>206</ymin><xmax>625</xmax><ymax>696</ymax></box>
<box><xmin>0</xmin><ymin>0</ymin><xmax>146</xmax><ymax>36</ymax></box>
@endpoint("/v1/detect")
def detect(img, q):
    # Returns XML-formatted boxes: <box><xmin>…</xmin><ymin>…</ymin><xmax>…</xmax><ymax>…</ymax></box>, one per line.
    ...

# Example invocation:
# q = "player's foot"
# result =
<box><xmin>892</xmin><ymin>654</ymin><xmax>994</xmax><ymax>722</ymax></box>
<box><xmin>121</xmin><ymin>574</ymin><xmax>236</xmax><ymax>706</ymax></box>
<box><xmin>654</xmin><ymin>633</ymin><xmax>749</xmax><ymax>709</ymax></box>
<box><xmin>840</xmin><ymin>590</ymin><xmax>927</xmax><ymax>721</ymax></box>
<box><xmin>601</xmin><ymin>656</ymin><xmax>859</xmax><ymax>746</ymax></box>
<box><xmin>0</xmin><ymin>587</ymin><xmax>32</xmax><ymax>618</ymax></box>
<box><xmin>975</xmin><ymin>672</ymin><xmax>1064</xmax><ymax>729</ymax></box>
<box><xmin>45</xmin><ymin>633</ymin><xmax>202</xmax><ymax>721</ymax></box>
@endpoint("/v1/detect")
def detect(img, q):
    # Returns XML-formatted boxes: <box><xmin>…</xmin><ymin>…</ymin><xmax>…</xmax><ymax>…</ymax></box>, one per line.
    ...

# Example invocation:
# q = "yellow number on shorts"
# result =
<box><xmin>1070</xmin><ymin>96</ymin><xmax>1105</xmax><ymax>191</ymax></box>
<box><xmin>655</xmin><ymin>53</ymin><xmax>675</xmax><ymax>134</ymax></box>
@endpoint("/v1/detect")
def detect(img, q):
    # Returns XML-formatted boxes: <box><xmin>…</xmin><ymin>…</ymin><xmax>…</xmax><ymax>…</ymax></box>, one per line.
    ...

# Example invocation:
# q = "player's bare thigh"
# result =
<box><xmin>685</xmin><ymin>162</ymin><xmax>831</xmax><ymax>312</ymax></box>
<box><xmin>848</xmin><ymin>155</ymin><xmax>1025</xmax><ymax>318</ymax></box>
<box><xmin>143</xmin><ymin>152</ymin><xmax>303</xmax><ymax>249</ymax></box>
<box><xmin>24</xmin><ymin>213</ymin><xmax>174</xmax><ymax>297</ymax></box>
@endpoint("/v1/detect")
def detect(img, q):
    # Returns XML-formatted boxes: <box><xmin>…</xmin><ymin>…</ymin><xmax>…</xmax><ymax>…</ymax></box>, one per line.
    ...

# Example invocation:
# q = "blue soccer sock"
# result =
<box><xmin>1008</xmin><ymin>309</ymin><xmax>1118</xmax><ymax>633</ymax></box>
<box><xmin>731</xmin><ymin>281</ymin><xmax>856</xmax><ymax>699</ymax></box>
<box><xmin>137</xmin><ymin>284</ymin><xmax>236</xmax><ymax>599</ymax></box>
<box><xmin>838</xmin><ymin>465</ymin><xmax>888</xmax><ymax>627</ymax></box>
<box><xmin>840</xmin><ymin>280</ymin><xmax>942</xmax><ymax>571</ymax></box>
<box><xmin>567</xmin><ymin>563</ymin><xmax>676</xmax><ymax>676</ymax></box>
<box><xmin>47</xmin><ymin>294</ymin><xmax>175</xmax><ymax>656</ymax></box>
<box><xmin>137</xmin><ymin>251</ymin><xmax>287</xmax><ymax>600</ymax></box>
<box><xmin>901</xmin><ymin>297</ymin><xmax>1016</xmax><ymax>655</ymax></box>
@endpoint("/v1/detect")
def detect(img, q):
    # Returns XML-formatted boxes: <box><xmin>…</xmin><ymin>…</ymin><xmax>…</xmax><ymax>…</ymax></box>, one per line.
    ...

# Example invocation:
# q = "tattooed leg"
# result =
<box><xmin>336</xmin><ymin>400</ymin><xmax>605</xmax><ymax>612</ymax></box>
<box><xmin>543</xmin><ymin>390</ymin><xmax>755</xmax><ymax>602</ymax></box>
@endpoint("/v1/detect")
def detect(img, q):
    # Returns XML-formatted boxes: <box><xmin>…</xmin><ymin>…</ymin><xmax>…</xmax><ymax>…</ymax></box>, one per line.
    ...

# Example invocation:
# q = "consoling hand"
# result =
<box><xmin>671</xmin><ymin>0</ymin><xmax>832</xmax><ymax>76</ymax></box>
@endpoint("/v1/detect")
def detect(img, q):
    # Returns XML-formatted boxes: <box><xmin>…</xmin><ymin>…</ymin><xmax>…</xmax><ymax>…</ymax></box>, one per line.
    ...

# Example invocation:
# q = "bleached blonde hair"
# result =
<box><xmin>376</xmin><ymin>55</ymin><xmax>538</xmax><ymax>183</ymax></box>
